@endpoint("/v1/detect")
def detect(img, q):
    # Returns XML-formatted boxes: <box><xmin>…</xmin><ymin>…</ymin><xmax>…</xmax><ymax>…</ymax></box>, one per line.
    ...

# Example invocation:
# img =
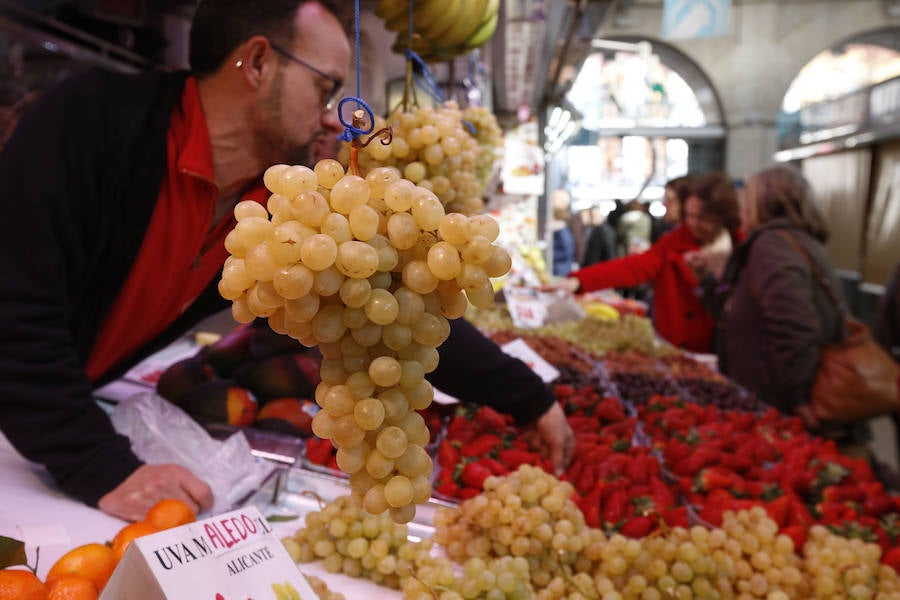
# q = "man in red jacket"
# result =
<box><xmin>565</xmin><ymin>173</ymin><xmax>741</xmax><ymax>353</ymax></box>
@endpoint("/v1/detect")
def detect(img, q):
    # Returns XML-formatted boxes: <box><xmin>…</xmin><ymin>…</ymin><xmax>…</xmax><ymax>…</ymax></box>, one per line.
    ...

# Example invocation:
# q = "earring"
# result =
<box><xmin>235</xmin><ymin>59</ymin><xmax>243</xmax><ymax>68</ymax></box>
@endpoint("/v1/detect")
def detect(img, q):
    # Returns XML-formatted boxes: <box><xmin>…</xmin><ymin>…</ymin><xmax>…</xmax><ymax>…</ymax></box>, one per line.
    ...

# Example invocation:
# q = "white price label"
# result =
<box><xmin>500</xmin><ymin>338</ymin><xmax>561</xmax><ymax>383</ymax></box>
<box><xmin>505</xmin><ymin>286</ymin><xmax>547</xmax><ymax>329</ymax></box>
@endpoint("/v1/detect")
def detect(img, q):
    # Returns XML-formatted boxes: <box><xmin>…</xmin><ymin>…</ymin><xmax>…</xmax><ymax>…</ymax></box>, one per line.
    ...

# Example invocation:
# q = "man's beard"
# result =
<box><xmin>250</xmin><ymin>69</ymin><xmax>314</xmax><ymax>168</ymax></box>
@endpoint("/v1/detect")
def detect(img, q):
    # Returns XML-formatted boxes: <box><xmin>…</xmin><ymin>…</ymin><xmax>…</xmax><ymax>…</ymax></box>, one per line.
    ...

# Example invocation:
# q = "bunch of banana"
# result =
<box><xmin>376</xmin><ymin>0</ymin><xmax>500</xmax><ymax>62</ymax></box>
<box><xmin>583</xmin><ymin>302</ymin><xmax>621</xmax><ymax>322</ymax></box>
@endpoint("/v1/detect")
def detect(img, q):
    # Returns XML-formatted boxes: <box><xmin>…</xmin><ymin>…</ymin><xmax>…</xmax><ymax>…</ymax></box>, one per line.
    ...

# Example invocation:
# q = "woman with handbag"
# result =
<box><xmin>711</xmin><ymin>165</ymin><xmax>889</xmax><ymax>449</ymax></box>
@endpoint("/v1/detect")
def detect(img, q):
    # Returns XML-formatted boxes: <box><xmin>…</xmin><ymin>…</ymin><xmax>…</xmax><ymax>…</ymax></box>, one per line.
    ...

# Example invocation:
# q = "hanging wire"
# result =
<box><xmin>337</xmin><ymin>0</ymin><xmax>374</xmax><ymax>142</ymax></box>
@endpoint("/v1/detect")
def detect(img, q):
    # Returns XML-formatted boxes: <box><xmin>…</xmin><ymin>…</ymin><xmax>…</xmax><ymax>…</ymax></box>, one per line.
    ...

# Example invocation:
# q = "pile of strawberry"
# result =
<box><xmin>554</xmin><ymin>384</ymin><xmax>686</xmax><ymax>535</ymax></box>
<box><xmin>640</xmin><ymin>395</ymin><xmax>900</xmax><ymax>567</ymax></box>
<box><xmin>433</xmin><ymin>404</ymin><xmax>548</xmax><ymax>500</ymax></box>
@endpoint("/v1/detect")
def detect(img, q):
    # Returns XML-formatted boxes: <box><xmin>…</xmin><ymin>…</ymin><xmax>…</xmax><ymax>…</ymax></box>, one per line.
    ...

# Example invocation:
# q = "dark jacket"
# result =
<box><xmin>0</xmin><ymin>69</ymin><xmax>229</xmax><ymax>506</ymax></box>
<box><xmin>714</xmin><ymin>219</ymin><xmax>845</xmax><ymax>413</ymax></box>
<box><xmin>570</xmin><ymin>224</ymin><xmax>714</xmax><ymax>353</ymax></box>
<box><xmin>582</xmin><ymin>222</ymin><xmax>616</xmax><ymax>267</ymax></box>
<box><xmin>875</xmin><ymin>263</ymin><xmax>900</xmax><ymax>360</ymax></box>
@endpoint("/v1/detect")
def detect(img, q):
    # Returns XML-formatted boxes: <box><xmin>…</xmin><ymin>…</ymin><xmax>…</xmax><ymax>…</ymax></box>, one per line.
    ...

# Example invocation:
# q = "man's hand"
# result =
<box><xmin>97</xmin><ymin>464</ymin><xmax>213</xmax><ymax>522</ymax></box>
<box><xmin>683</xmin><ymin>250</ymin><xmax>709</xmax><ymax>280</ymax></box>
<box><xmin>520</xmin><ymin>402</ymin><xmax>574</xmax><ymax>476</ymax></box>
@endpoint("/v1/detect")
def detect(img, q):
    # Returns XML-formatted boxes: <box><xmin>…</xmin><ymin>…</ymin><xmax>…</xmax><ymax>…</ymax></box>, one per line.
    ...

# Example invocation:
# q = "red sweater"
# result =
<box><xmin>569</xmin><ymin>225</ymin><xmax>713</xmax><ymax>353</ymax></box>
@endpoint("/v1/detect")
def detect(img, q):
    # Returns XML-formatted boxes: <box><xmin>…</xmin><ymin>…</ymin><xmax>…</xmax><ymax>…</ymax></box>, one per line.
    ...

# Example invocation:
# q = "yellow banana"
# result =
<box><xmin>432</xmin><ymin>0</ymin><xmax>489</xmax><ymax>50</ymax></box>
<box><xmin>420</xmin><ymin>0</ymin><xmax>463</xmax><ymax>40</ymax></box>
<box><xmin>463</xmin><ymin>10</ymin><xmax>498</xmax><ymax>49</ymax></box>
<box><xmin>412</xmin><ymin>0</ymin><xmax>446</xmax><ymax>32</ymax></box>
<box><xmin>375</xmin><ymin>0</ymin><xmax>409</xmax><ymax>21</ymax></box>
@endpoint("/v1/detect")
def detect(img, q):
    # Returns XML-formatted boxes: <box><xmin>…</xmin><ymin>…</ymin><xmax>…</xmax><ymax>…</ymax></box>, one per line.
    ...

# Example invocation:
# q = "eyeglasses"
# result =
<box><xmin>270</xmin><ymin>43</ymin><xmax>343</xmax><ymax>111</ymax></box>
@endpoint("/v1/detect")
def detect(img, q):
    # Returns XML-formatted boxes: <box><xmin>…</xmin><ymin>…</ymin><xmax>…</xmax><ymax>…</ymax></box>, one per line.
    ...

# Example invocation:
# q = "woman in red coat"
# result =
<box><xmin>566</xmin><ymin>173</ymin><xmax>741</xmax><ymax>353</ymax></box>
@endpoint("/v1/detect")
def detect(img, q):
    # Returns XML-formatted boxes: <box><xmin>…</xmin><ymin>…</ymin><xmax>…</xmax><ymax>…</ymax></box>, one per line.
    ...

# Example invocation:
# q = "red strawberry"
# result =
<box><xmin>764</xmin><ymin>495</ymin><xmax>791</xmax><ymax>528</ymax></box>
<box><xmin>458</xmin><ymin>487</ymin><xmax>481</xmax><ymax>500</ymax></box>
<box><xmin>619</xmin><ymin>516</ymin><xmax>654</xmax><ymax>538</ymax></box>
<box><xmin>437</xmin><ymin>440</ymin><xmax>460</xmax><ymax>468</ymax></box>
<box><xmin>461</xmin><ymin>434</ymin><xmax>501</xmax><ymax>458</ymax></box>
<box><xmin>781</xmin><ymin>525</ymin><xmax>807</xmax><ymax>553</ymax></box>
<box><xmin>460</xmin><ymin>461</ymin><xmax>492</xmax><ymax>489</ymax></box>
<box><xmin>447</xmin><ymin>416</ymin><xmax>476</xmax><ymax>443</ymax></box>
<box><xmin>478</xmin><ymin>456</ymin><xmax>508</xmax><ymax>476</ymax></box>
<box><xmin>662</xmin><ymin>506</ymin><xmax>689</xmax><ymax>528</ymax></box>
<box><xmin>603</xmin><ymin>490</ymin><xmax>629</xmax><ymax>526</ymax></box>
<box><xmin>863</xmin><ymin>494</ymin><xmax>896</xmax><ymax>518</ymax></box>
<box><xmin>497</xmin><ymin>448</ymin><xmax>541</xmax><ymax>470</ymax></box>
<box><xmin>883</xmin><ymin>547</ymin><xmax>900</xmax><ymax>574</ymax></box>
<box><xmin>694</xmin><ymin>467</ymin><xmax>735</xmax><ymax>493</ymax></box>
<box><xmin>472</xmin><ymin>405</ymin><xmax>509</xmax><ymax>433</ymax></box>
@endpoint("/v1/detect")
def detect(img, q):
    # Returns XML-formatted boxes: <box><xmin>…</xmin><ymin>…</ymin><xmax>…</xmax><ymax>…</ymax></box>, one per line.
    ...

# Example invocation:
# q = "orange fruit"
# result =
<box><xmin>45</xmin><ymin>544</ymin><xmax>116</xmax><ymax>594</ymax></box>
<box><xmin>145</xmin><ymin>498</ymin><xmax>196</xmax><ymax>531</ymax></box>
<box><xmin>47</xmin><ymin>575</ymin><xmax>97</xmax><ymax>600</ymax></box>
<box><xmin>0</xmin><ymin>569</ymin><xmax>48</xmax><ymax>600</ymax></box>
<box><xmin>110</xmin><ymin>521</ymin><xmax>159</xmax><ymax>560</ymax></box>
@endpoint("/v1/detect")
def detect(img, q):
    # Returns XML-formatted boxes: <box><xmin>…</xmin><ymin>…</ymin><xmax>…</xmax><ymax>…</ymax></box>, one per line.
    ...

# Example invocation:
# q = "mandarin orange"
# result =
<box><xmin>45</xmin><ymin>544</ymin><xmax>116</xmax><ymax>594</ymax></box>
<box><xmin>46</xmin><ymin>575</ymin><xmax>97</xmax><ymax>600</ymax></box>
<box><xmin>0</xmin><ymin>568</ymin><xmax>48</xmax><ymax>600</ymax></box>
<box><xmin>145</xmin><ymin>498</ymin><xmax>196</xmax><ymax>531</ymax></box>
<box><xmin>110</xmin><ymin>521</ymin><xmax>159</xmax><ymax>560</ymax></box>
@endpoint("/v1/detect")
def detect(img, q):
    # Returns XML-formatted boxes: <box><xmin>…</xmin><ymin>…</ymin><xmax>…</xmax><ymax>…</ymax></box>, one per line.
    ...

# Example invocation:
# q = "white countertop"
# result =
<box><xmin>0</xmin><ymin>432</ymin><xmax>399</xmax><ymax>598</ymax></box>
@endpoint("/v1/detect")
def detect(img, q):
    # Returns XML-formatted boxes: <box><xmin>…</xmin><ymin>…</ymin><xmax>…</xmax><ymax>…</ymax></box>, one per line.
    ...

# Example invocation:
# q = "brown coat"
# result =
<box><xmin>714</xmin><ymin>220</ymin><xmax>845</xmax><ymax>414</ymax></box>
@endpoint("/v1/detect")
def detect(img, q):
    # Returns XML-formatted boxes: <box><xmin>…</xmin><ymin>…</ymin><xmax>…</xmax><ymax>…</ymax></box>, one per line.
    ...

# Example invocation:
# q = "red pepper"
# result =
<box><xmin>461</xmin><ymin>434</ymin><xmax>502</xmax><ymax>458</ymax></box>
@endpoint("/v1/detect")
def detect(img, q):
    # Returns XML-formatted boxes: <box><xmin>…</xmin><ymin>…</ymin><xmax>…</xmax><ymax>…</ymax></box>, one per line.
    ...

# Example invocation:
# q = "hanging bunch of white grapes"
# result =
<box><xmin>338</xmin><ymin>101</ymin><xmax>502</xmax><ymax>217</ymax></box>
<box><xmin>218</xmin><ymin>154</ymin><xmax>512</xmax><ymax>523</ymax></box>
<box><xmin>462</xmin><ymin>104</ymin><xmax>504</xmax><ymax>194</ymax></box>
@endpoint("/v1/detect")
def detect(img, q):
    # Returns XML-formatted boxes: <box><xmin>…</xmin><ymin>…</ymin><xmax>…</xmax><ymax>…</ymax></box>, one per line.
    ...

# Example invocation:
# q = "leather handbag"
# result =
<box><xmin>777</xmin><ymin>230</ymin><xmax>900</xmax><ymax>421</ymax></box>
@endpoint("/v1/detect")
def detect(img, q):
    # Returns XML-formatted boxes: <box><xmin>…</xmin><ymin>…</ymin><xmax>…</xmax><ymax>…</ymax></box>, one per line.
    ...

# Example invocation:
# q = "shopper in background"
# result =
<box><xmin>563</xmin><ymin>173</ymin><xmax>741</xmax><ymax>353</ymax></box>
<box><xmin>550</xmin><ymin>190</ymin><xmax>578</xmax><ymax>276</ymax></box>
<box><xmin>651</xmin><ymin>175</ymin><xmax>693</xmax><ymax>243</ymax></box>
<box><xmin>711</xmin><ymin>165</ymin><xmax>869</xmax><ymax>446</ymax></box>
<box><xmin>581</xmin><ymin>205</ymin><xmax>617</xmax><ymax>268</ymax></box>
<box><xmin>0</xmin><ymin>0</ymin><xmax>573</xmax><ymax>522</ymax></box>
<box><xmin>876</xmin><ymin>263</ymin><xmax>900</xmax><ymax>360</ymax></box>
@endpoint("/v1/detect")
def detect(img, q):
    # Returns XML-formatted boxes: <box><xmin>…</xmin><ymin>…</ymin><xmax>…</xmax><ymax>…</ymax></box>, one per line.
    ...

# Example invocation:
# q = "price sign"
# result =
<box><xmin>505</xmin><ymin>286</ymin><xmax>548</xmax><ymax>329</ymax></box>
<box><xmin>500</xmin><ymin>338</ymin><xmax>561</xmax><ymax>383</ymax></box>
<box><xmin>101</xmin><ymin>506</ymin><xmax>316</xmax><ymax>599</ymax></box>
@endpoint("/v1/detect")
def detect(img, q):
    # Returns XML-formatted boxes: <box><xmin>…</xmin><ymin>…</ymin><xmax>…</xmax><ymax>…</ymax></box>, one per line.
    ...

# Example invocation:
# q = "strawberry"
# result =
<box><xmin>781</xmin><ymin>525</ymin><xmax>807</xmax><ymax>552</ymax></box>
<box><xmin>435</xmin><ymin>480</ymin><xmax>459</xmax><ymax>497</ymax></box>
<box><xmin>472</xmin><ymin>405</ymin><xmax>509</xmax><ymax>433</ymax></box>
<box><xmin>619</xmin><ymin>516</ymin><xmax>654</xmax><ymax>538</ymax></box>
<box><xmin>460</xmin><ymin>461</ymin><xmax>492</xmax><ymax>489</ymax></box>
<box><xmin>461</xmin><ymin>434</ymin><xmax>502</xmax><ymax>458</ymax></box>
<box><xmin>437</xmin><ymin>440</ymin><xmax>460</xmax><ymax>468</ymax></box>
<box><xmin>447</xmin><ymin>416</ymin><xmax>476</xmax><ymax>443</ymax></box>
<box><xmin>764</xmin><ymin>494</ymin><xmax>791</xmax><ymax>528</ymax></box>
<box><xmin>603</xmin><ymin>490</ymin><xmax>629</xmax><ymax>527</ymax></box>
<box><xmin>884</xmin><ymin>547</ymin><xmax>900</xmax><ymax>574</ymax></box>
<box><xmin>458</xmin><ymin>487</ymin><xmax>481</xmax><ymax>500</ymax></box>
<box><xmin>478</xmin><ymin>456</ymin><xmax>508</xmax><ymax>476</ymax></box>
<box><xmin>694</xmin><ymin>467</ymin><xmax>735</xmax><ymax>493</ymax></box>
<box><xmin>663</xmin><ymin>506</ymin><xmax>689</xmax><ymax>528</ymax></box>
<box><xmin>305</xmin><ymin>437</ymin><xmax>333</xmax><ymax>465</ymax></box>
<box><xmin>497</xmin><ymin>448</ymin><xmax>541</xmax><ymax>470</ymax></box>
<box><xmin>863</xmin><ymin>494</ymin><xmax>896</xmax><ymax>518</ymax></box>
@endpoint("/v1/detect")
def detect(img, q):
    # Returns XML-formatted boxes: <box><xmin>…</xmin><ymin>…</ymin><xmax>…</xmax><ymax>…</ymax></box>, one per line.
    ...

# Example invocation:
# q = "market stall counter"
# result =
<box><xmin>0</xmin><ymin>431</ymin><xmax>401</xmax><ymax>598</ymax></box>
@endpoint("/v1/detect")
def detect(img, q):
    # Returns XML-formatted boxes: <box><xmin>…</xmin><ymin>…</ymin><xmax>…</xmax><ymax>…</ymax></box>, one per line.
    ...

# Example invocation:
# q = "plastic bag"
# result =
<box><xmin>110</xmin><ymin>392</ymin><xmax>273</xmax><ymax>515</ymax></box>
